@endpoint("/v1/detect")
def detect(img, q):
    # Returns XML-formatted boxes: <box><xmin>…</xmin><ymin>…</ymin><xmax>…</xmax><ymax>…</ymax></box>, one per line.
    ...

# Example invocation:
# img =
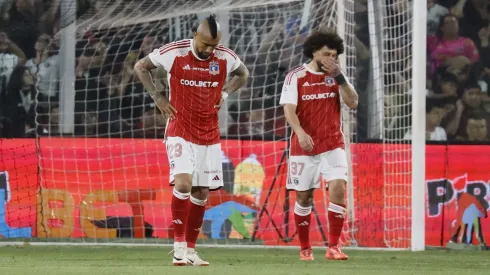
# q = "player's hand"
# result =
<box><xmin>153</xmin><ymin>95</ymin><xmax>177</xmax><ymax>120</ymax></box>
<box><xmin>321</xmin><ymin>57</ymin><xmax>341</xmax><ymax>76</ymax></box>
<box><xmin>214</xmin><ymin>97</ymin><xmax>224</xmax><ymax>110</ymax></box>
<box><xmin>297</xmin><ymin>131</ymin><xmax>314</xmax><ymax>152</ymax></box>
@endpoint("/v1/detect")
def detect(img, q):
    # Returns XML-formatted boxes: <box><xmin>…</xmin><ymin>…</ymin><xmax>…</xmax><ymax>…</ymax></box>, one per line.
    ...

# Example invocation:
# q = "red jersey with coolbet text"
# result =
<box><xmin>280</xmin><ymin>64</ymin><xmax>345</xmax><ymax>156</ymax></box>
<box><xmin>148</xmin><ymin>39</ymin><xmax>241</xmax><ymax>145</ymax></box>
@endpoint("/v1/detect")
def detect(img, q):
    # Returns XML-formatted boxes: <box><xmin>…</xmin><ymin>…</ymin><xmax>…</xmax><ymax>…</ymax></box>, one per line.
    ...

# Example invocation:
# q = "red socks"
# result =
<box><xmin>186</xmin><ymin>196</ymin><xmax>207</xmax><ymax>249</ymax></box>
<box><xmin>328</xmin><ymin>202</ymin><xmax>346</xmax><ymax>248</ymax></box>
<box><xmin>171</xmin><ymin>189</ymin><xmax>190</xmax><ymax>242</ymax></box>
<box><xmin>171</xmin><ymin>188</ymin><xmax>208</xmax><ymax>248</ymax></box>
<box><xmin>294</xmin><ymin>202</ymin><xmax>312</xmax><ymax>251</ymax></box>
<box><xmin>294</xmin><ymin>201</ymin><xmax>346</xmax><ymax>249</ymax></box>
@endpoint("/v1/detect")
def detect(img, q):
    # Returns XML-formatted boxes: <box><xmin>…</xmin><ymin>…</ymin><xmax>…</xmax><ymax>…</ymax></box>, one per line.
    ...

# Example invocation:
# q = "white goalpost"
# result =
<box><xmin>366</xmin><ymin>0</ymin><xmax>426</xmax><ymax>251</ymax></box>
<box><xmin>0</xmin><ymin>0</ymin><xmax>426</xmax><ymax>251</ymax></box>
<box><xmin>410</xmin><ymin>0</ymin><xmax>427</xmax><ymax>252</ymax></box>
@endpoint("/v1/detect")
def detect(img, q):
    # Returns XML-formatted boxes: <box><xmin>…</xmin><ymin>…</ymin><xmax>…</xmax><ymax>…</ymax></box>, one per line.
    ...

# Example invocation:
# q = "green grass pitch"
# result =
<box><xmin>0</xmin><ymin>245</ymin><xmax>488</xmax><ymax>275</ymax></box>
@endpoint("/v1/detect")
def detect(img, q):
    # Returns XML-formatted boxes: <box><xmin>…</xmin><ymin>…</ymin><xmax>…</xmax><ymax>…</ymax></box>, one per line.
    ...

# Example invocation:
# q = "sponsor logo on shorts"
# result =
<box><xmin>204</xmin><ymin>170</ymin><xmax>220</xmax><ymax>174</ymax></box>
<box><xmin>293</xmin><ymin>178</ymin><xmax>299</xmax><ymax>185</ymax></box>
<box><xmin>170</xmin><ymin>161</ymin><xmax>175</xmax><ymax>170</ymax></box>
<box><xmin>212</xmin><ymin>175</ymin><xmax>220</xmax><ymax>181</ymax></box>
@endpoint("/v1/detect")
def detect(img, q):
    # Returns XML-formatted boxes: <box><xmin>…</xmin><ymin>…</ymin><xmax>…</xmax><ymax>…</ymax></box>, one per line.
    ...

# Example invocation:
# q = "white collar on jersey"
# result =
<box><xmin>303</xmin><ymin>63</ymin><xmax>325</xmax><ymax>75</ymax></box>
<box><xmin>190</xmin><ymin>39</ymin><xmax>211</xmax><ymax>61</ymax></box>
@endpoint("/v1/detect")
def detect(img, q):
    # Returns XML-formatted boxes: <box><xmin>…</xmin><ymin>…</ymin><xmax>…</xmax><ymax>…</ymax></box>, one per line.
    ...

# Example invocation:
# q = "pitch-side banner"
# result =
<box><xmin>0</xmin><ymin>138</ymin><xmax>488</xmax><ymax>248</ymax></box>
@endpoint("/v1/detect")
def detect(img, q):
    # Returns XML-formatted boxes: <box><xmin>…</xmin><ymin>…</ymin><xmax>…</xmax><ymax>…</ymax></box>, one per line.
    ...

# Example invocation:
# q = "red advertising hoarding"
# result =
<box><xmin>0</xmin><ymin>138</ymin><xmax>488</xmax><ymax>248</ymax></box>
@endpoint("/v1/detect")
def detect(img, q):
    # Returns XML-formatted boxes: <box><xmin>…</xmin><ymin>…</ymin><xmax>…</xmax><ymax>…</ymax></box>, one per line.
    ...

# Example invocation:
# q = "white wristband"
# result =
<box><xmin>221</xmin><ymin>92</ymin><xmax>229</xmax><ymax>100</ymax></box>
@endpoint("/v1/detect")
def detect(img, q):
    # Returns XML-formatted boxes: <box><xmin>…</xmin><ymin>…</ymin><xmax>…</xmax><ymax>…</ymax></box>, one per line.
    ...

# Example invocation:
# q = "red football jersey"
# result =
<box><xmin>149</xmin><ymin>39</ymin><xmax>241</xmax><ymax>145</ymax></box>
<box><xmin>279</xmin><ymin>64</ymin><xmax>346</xmax><ymax>156</ymax></box>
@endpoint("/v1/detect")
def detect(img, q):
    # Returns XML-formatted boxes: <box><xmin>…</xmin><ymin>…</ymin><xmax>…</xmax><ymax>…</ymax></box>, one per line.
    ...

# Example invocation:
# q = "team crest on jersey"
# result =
<box><xmin>209</xmin><ymin>62</ymin><xmax>220</xmax><ymax>75</ymax></box>
<box><xmin>325</xmin><ymin>76</ymin><xmax>335</xmax><ymax>87</ymax></box>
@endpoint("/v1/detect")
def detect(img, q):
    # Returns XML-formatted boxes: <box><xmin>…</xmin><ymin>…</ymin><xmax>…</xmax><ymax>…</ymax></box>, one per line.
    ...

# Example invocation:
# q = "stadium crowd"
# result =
<box><xmin>0</xmin><ymin>0</ymin><xmax>489</xmax><ymax>143</ymax></box>
<box><xmin>422</xmin><ymin>0</ymin><xmax>490</xmax><ymax>142</ymax></box>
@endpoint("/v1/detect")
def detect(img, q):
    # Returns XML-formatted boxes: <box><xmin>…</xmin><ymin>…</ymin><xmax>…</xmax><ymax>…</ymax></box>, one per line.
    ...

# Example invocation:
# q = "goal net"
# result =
<box><xmin>0</xmin><ymin>0</ymin><xmax>420</xmax><ymax>250</ymax></box>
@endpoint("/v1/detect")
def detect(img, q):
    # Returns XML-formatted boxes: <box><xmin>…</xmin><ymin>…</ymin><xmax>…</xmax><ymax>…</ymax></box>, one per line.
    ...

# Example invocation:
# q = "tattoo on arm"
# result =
<box><xmin>339</xmin><ymin>83</ymin><xmax>359</xmax><ymax>109</ymax></box>
<box><xmin>223</xmin><ymin>62</ymin><xmax>249</xmax><ymax>94</ymax></box>
<box><xmin>134</xmin><ymin>56</ymin><xmax>164</xmax><ymax>99</ymax></box>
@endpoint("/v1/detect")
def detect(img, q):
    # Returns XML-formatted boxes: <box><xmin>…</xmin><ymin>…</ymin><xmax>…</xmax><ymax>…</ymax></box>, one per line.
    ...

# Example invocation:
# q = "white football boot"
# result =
<box><xmin>172</xmin><ymin>242</ymin><xmax>187</xmax><ymax>266</ymax></box>
<box><xmin>185</xmin><ymin>248</ymin><xmax>210</xmax><ymax>266</ymax></box>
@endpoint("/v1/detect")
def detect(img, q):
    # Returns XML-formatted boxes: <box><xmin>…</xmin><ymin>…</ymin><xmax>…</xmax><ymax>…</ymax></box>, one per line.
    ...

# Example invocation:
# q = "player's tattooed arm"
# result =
<box><xmin>223</xmin><ymin>62</ymin><xmax>250</xmax><ymax>94</ymax></box>
<box><xmin>215</xmin><ymin>62</ymin><xmax>249</xmax><ymax>109</ymax></box>
<box><xmin>134</xmin><ymin>56</ymin><xmax>177</xmax><ymax>119</ymax></box>
<box><xmin>134</xmin><ymin>56</ymin><xmax>161</xmax><ymax>98</ymax></box>
<box><xmin>339</xmin><ymin>82</ymin><xmax>359</xmax><ymax>109</ymax></box>
<box><xmin>321</xmin><ymin>58</ymin><xmax>358</xmax><ymax>109</ymax></box>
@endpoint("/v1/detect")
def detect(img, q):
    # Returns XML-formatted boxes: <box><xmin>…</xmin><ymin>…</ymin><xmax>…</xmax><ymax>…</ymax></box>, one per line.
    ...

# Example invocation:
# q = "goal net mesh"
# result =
<box><xmin>379</xmin><ymin>0</ymin><xmax>412</xmax><ymax>249</ymax></box>
<box><xmin>0</xmin><ymin>0</ymin><xmax>413</xmax><ymax>249</ymax></box>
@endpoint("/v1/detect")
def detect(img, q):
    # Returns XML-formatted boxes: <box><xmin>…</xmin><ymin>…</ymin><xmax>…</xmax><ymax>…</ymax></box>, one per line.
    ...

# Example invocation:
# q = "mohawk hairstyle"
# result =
<box><xmin>206</xmin><ymin>15</ymin><xmax>219</xmax><ymax>39</ymax></box>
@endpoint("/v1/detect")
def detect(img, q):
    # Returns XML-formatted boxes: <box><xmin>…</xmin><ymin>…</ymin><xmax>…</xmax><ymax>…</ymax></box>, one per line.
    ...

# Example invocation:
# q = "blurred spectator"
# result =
<box><xmin>25</xmin><ymin>33</ymin><xmax>59</xmax><ymax>103</ymax></box>
<box><xmin>0</xmin><ymin>116</ymin><xmax>14</xmax><ymax>138</ymax></box>
<box><xmin>253</xmin><ymin>17</ymin><xmax>308</xmax><ymax>102</ymax></box>
<box><xmin>0</xmin><ymin>0</ymin><xmax>488</xmax><ymax>144</ymax></box>
<box><xmin>428</xmin><ymin>14</ymin><xmax>479</xmax><ymax>75</ymax></box>
<box><xmin>48</xmin><ymin>104</ymin><xmax>60</xmax><ymax>135</ymax></box>
<box><xmin>228</xmin><ymin>101</ymin><xmax>266</xmax><ymax>138</ymax></box>
<box><xmin>77</xmin><ymin>0</ymin><xmax>94</xmax><ymax>18</ymax></box>
<box><xmin>443</xmin><ymin>82</ymin><xmax>486</xmax><ymax>139</ymax></box>
<box><xmin>0</xmin><ymin>31</ymin><xmax>26</xmax><ymax>93</ymax></box>
<box><xmin>39</xmin><ymin>0</ymin><xmax>61</xmax><ymax>35</ymax></box>
<box><xmin>127</xmin><ymin>31</ymin><xmax>167</xmax><ymax>92</ymax></box>
<box><xmin>132</xmin><ymin>106</ymin><xmax>166</xmax><ymax>138</ymax></box>
<box><xmin>137</xmin><ymin>31</ymin><xmax>160</xmax><ymax>59</ymax></box>
<box><xmin>77</xmin><ymin>110</ymin><xmax>98</xmax><ymax>136</ymax></box>
<box><xmin>451</xmin><ymin>0</ymin><xmax>489</xmax><ymax>43</ymax></box>
<box><xmin>429</xmin><ymin>71</ymin><xmax>459</xmax><ymax>100</ymax></box>
<box><xmin>245</xmin><ymin>17</ymin><xmax>309</xmax><ymax>140</ymax></box>
<box><xmin>459</xmin><ymin>113</ymin><xmax>489</xmax><ymax>141</ymax></box>
<box><xmin>353</xmin><ymin>0</ymin><xmax>371</xmax><ymax>140</ymax></box>
<box><xmin>428</xmin><ymin>0</ymin><xmax>449</xmax><ymax>35</ymax></box>
<box><xmin>423</xmin><ymin>1</ymin><xmax>490</xmax><ymax>142</ymax></box>
<box><xmin>444</xmin><ymin>56</ymin><xmax>472</xmax><ymax>85</ymax></box>
<box><xmin>101</xmin><ymin>52</ymin><xmax>145</xmax><ymax>128</ymax></box>
<box><xmin>74</xmin><ymin>45</ymin><xmax>109</xmax><ymax>135</ymax></box>
<box><xmin>1</xmin><ymin>0</ymin><xmax>43</xmax><ymax>59</ymax></box>
<box><xmin>404</xmin><ymin>100</ymin><xmax>447</xmax><ymax>141</ymax></box>
<box><xmin>2</xmin><ymin>66</ymin><xmax>36</xmax><ymax>137</ymax></box>
<box><xmin>384</xmin><ymin>84</ymin><xmax>411</xmax><ymax>140</ymax></box>
<box><xmin>246</xmin><ymin>108</ymin><xmax>266</xmax><ymax>137</ymax></box>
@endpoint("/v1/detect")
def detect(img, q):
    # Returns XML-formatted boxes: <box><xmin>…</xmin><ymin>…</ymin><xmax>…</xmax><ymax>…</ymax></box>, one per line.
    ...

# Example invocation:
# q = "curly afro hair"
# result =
<box><xmin>303</xmin><ymin>30</ymin><xmax>344</xmax><ymax>59</ymax></box>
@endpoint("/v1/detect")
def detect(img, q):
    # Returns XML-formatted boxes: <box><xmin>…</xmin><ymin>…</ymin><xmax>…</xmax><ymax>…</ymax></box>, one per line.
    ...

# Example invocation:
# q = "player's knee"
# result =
<box><xmin>191</xmin><ymin>186</ymin><xmax>210</xmax><ymax>201</ymax></box>
<box><xmin>296</xmin><ymin>190</ymin><xmax>313</xmax><ymax>207</ymax></box>
<box><xmin>173</xmin><ymin>173</ymin><xmax>193</xmax><ymax>193</ymax></box>
<box><xmin>328</xmin><ymin>180</ymin><xmax>346</xmax><ymax>201</ymax></box>
<box><xmin>297</xmin><ymin>196</ymin><xmax>313</xmax><ymax>207</ymax></box>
